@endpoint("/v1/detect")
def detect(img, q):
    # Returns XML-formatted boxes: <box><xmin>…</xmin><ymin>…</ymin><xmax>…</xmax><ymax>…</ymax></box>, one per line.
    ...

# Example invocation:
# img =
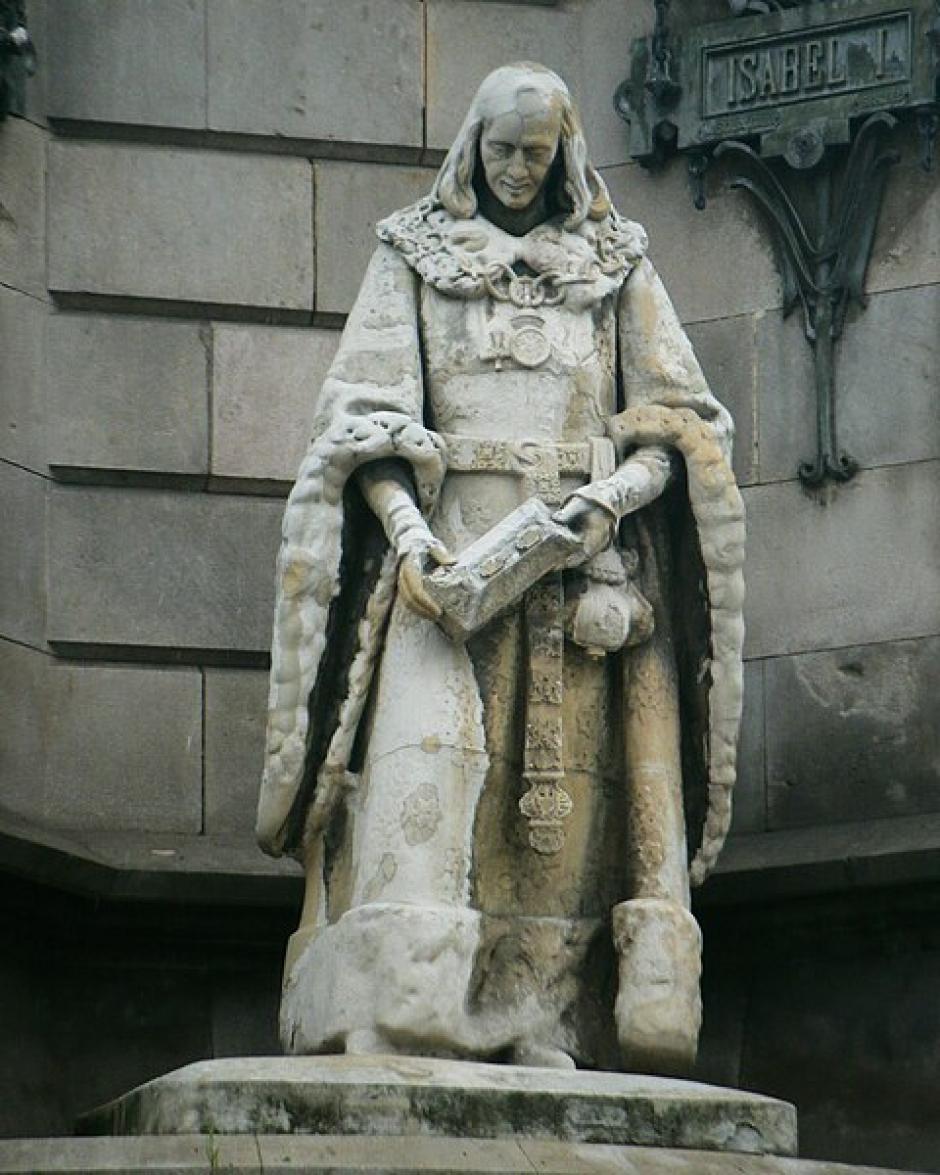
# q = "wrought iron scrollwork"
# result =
<box><xmin>716</xmin><ymin>114</ymin><xmax>899</xmax><ymax>486</ymax></box>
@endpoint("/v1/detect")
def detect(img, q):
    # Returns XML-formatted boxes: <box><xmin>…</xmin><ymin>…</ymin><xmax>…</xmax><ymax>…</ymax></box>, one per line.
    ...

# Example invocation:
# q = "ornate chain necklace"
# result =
<box><xmin>481</xmin><ymin>262</ymin><xmax>593</xmax><ymax>369</ymax></box>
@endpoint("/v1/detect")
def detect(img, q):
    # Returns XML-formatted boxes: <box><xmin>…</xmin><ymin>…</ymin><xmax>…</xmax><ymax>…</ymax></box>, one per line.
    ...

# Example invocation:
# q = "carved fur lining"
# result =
<box><xmin>257</xmin><ymin>412</ymin><xmax>445</xmax><ymax>856</ymax></box>
<box><xmin>377</xmin><ymin>197</ymin><xmax>648</xmax><ymax>303</ymax></box>
<box><xmin>609</xmin><ymin>405</ymin><xmax>746</xmax><ymax>886</ymax></box>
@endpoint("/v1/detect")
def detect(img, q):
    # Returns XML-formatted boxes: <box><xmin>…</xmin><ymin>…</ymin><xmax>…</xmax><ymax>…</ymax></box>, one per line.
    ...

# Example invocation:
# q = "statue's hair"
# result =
<box><xmin>431</xmin><ymin>62</ymin><xmax>611</xmax><ymax>229</ymax></box>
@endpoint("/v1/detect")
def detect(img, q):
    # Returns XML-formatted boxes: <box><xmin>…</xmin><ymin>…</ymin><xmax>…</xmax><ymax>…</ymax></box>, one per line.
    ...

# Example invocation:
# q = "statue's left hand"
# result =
<box><xmin>397</xmin><ymin>535</ymin><xmax>455</xmax><ymax>625</ymax></box>
<box><xmin>398</xmin><ymin>540</ymin><xmax>455</xmax><ymax>622</ymax></box>
<box><xmin>553</xmin><ymin>498</ymin><xmax>615</xmax><ymax>563</ymax></box>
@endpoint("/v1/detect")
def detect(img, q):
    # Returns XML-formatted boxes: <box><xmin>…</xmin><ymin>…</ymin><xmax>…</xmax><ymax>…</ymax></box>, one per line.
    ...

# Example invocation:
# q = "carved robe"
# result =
<box><xmin>257</xmin><ymin>199</ymin><xmax>745</xmax><ymax>1067</ymax></box>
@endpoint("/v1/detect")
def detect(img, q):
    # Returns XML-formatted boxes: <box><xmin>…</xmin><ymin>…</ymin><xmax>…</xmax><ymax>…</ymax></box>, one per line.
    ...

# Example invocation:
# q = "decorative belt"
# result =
<box><xmin>440</xmin><ymin>434</ymin><xmax>615</xmax><ymax>480</ymax></box>
<box><xmin>438</xmin><ymin>434</ymin><xmax>617</xmax><ymax>856</ymax></box>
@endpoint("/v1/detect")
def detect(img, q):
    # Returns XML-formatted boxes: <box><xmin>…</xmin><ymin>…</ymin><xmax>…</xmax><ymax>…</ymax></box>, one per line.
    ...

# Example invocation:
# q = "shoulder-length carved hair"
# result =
<box><xmin>431</xmin><ymin>62</ymin><xmax>612</xmax><ymax>230</ymax></box>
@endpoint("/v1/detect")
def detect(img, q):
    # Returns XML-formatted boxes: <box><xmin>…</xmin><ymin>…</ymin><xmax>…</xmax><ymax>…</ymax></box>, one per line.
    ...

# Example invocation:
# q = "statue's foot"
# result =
<box><xmin>344</xmin><ymin>1028</ymin><xmax>394</xmax><ymax>1056</ymax></box>
<box><xmin>512</xmin><ymin>1041</ymin><xmax>576</xmax><ymax>1070</ymax></box>
<box><xmin>612</xmin><ymin>897</ymin><xmax>702</xmax><ymax>1077</ymax></box>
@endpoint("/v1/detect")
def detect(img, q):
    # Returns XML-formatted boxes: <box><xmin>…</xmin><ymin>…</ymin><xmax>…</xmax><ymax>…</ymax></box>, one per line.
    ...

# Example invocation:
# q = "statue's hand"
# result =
<box><xmin>553</xmin><ymin>497</ymin><xmax>615</xmax><ymax>564</ymax></box>
<box><xmin>397</xmin><ymin>532</ymin><xmax>455</xmax><ymax>622</ymax></box>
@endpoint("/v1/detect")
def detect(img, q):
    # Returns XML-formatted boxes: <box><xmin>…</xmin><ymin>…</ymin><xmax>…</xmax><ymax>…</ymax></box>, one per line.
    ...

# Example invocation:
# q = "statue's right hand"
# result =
<box><xmin>397</xmin><ymin>539</ymin><xmax>454</xmax><ymax>622</ymax></box>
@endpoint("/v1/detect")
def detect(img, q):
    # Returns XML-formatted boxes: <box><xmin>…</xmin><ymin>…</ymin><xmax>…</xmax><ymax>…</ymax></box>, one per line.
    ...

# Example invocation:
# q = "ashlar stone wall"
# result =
<box><xmin>0</xmin><ymin>0</ymin><xmax>937</xmax><ymax>899</ymax></box>
<box><xmin>3</xmin><ymin>0</ymin><xmax>936</xmax><ymax>887</ymax></box>
<box><xmin>0</xmin><ymin>2</ymin><xmax>939</xmax><ymax>1159</ymax></box>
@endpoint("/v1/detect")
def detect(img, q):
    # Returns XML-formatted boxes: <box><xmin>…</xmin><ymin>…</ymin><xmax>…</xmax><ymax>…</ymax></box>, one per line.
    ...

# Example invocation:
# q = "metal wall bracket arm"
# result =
<box><xmin>715</xmin><ymin>116</ymin><xmax>898</xmax><ymax>486</ymax></box>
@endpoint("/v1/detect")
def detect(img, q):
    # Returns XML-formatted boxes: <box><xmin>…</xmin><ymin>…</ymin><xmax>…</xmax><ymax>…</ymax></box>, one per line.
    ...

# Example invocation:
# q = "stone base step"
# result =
<box><xmin>0</xmin><ymin>1135</ymin><xmax>915</xmax><ymax>1175</ymax></box>
<box><xmin>77</xmin><ymin>1055</ymin><xmax>798</xmax><ymax>1157</ymax></box>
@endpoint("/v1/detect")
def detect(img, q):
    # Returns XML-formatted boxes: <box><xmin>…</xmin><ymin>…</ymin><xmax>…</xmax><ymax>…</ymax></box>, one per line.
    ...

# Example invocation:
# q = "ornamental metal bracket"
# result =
<box><xmin>615</xmin><ymin>0</ymin><xmax>940</xmax><ymax>487</ymax></box>
<box><xmin>0</xmin><ymin>0</ymin><xmax>35</xmax><ymax>121</ymax></box>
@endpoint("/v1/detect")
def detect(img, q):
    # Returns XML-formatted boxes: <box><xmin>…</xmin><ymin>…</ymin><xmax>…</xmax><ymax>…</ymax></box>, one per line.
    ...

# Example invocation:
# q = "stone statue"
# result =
<box><xmin>257</xmin><ymin>62</ymin><xmax>745</xmax><ymax>1076</ymax></box>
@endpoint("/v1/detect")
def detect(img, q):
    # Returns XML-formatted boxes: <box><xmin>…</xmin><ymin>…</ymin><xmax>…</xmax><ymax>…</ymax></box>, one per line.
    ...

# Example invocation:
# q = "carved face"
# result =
<box><xmin>479</xmin><ymin>92</ymin><xmax>563</xmax><ymax>212</ymax></box>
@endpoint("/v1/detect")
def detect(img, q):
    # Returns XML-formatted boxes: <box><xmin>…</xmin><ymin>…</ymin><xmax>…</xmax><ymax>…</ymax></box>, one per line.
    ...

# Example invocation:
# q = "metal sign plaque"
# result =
<box><xmin>702</xmin><ymin>12</ymin><xmax>911</xmax><ymax>119</ymax></box>
<box><xmin>619</xmin><ymin>0</ymin><xmax>940</xmax><ymax>162</ymax></box>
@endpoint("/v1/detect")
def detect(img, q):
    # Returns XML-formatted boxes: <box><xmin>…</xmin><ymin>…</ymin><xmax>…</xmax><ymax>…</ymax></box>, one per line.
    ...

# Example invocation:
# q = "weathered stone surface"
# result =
<box><xmin>82</xmin><ymin>1055</ymin><xmax>798</xmax><ymax>1157</ymax></box>
<box><xmin>48</xmin><ymin>143</ymin><xmax>314</xmax><ymax>311</ymax></box>
<box><xmin>427</xmin><ymin>0</ymin><xmax>649</xmax><ymax>168</ymax></box>
<box><xmin>743</xmin><ymin>460</ymin><xmax>940</xmax><ymax>660</ymax></box>
<box><xmin>733</xmin><ymin>661</ymin><xmax>766</xmax><ymax>835</ymax></box>
<box><xmin>47</xmin><ymin>485</ymin><xmax>282</xmax><ymax>654</ymax></box>
<box><xmin>0</xmin><ymin>640</ymin><xmax>47</xmax><ymax>816</ymax></box>
<box><xmin>19</xmin><ymin>0</ymin><xmax>47</xmax><ymax>127</ymax></box>
<box><xmin>711</xmin><ymin>811</ymin><xmax>940</xmax><ymax>899</ymax></box>
<box><xmin>41</xmin><ymin>664</ymin><xmax>201</xmax><ymax>833</ymax></box>
<box><xmin>46</xmin><ymin>314</ymin><xmax>209</xmax><ymax>476</ymax></box>
<box><xmin>0</xmin><ymin>461</ymin><xmax>45</xmax><ymax>646</ymax></box>
<box><xmin>266</xmin><ymin>66</ymin><xmax>745</xmax><ymax>1079</ymax></box>
<box><xmin>207</xmin><ymin>0</ymin><xmax>422</xmax><ymax>147</ymax></box>
<box><xmin>758</xmin><ymin>287</ymin><xmax>940</xmax><ymax>484</ymax></box>
<box><xmin>686</xmin><ymin>314</ymin><xmax>758</xmax><ymax>486</ymax></box>
<box><xmin>0</xmin><ymin>640</ymin><xmax>202</xmax><ymax>832</ymax></box>
<box><xmin>603</xmin><ymin>164</ymin><xmax>780</xmax><ymax>325</ymax></box>
<box><xmin>48</xmin><ymin>0</ymin><xmax>206</xmax><ymax>129</ymax></box>
<box><xmin>765</xmin><ymin>637</ymin><xmax>940</xmax><ymax>830</ymax></box>
<box><xmin>204</xmin><ymin>669</ymin><xmax>267</xmax><ymax>837</ymax></box>
<box><xmin>0</xmin><ymin>286</ymin><xmax>46</xmax><ymax>471</ymax></box>
<box><xmin>211</xmin><ymin>324</ymin><xmax>339</xmax><ymax>484</ymax></box>
<box><xmin>0</xmin><ymin>117</ymin><xmax>46</xmax><ymax>299</ymax></box>
<box><xmin>754</xmin><ymin>309</ymin><xmax>814</xmax><ymax>486</ymax></box>
<box><xmin>314</xmin><ymin>162</ymin><xmax>436</xmax><ymax>314</ymax></box>
<box><xmin>868</xmin><ymin>126</ymin><xmax>940</xmax><ymax>297</ymax></box>
<box><xmin>0</xmin><ymin>1135</ymin><xmax>906</xmax><ymax>1174</ymax></box>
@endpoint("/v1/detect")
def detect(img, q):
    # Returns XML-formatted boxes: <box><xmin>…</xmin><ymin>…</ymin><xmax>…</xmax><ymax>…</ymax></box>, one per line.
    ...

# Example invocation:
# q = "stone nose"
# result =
<box><xmin>506</xmin><ymin>151</ymin><xmax>528</xmax><ymax>179</ymax></box>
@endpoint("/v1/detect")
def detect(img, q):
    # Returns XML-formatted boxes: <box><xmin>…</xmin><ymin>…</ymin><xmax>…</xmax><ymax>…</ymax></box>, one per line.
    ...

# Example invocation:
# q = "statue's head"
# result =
<box><xmin>432</xmin><ymin>63</ymin><xmax>611</xmax><ymax>230</ymax></box>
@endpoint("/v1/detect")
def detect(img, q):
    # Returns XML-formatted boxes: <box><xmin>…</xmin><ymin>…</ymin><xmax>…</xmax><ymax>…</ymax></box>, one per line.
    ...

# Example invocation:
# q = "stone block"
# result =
<box><xmin>20</xmin><ymin>0</ymin><xmax>47</xmax><ymax>127</ymax></box>
<box><xmin>732</xmin><ymin>661</ymin><xmax>765</xmax><ymax>835</ymax></box>
<box><xmin>48</xmin><ymin>143</ymin><xmax>314</xmax><ymax>312</ymax></box>
<box><xmin>47</xmin><ymin>485</ymin><xmax>283</xmax><ymax>654</ymax></box>
<box><xmin>764</xmin><ymin>637</ymin><xmax>940</xmax><ymax>830</ymax></box>
<box><xmin>0</xmin><ymin>1135</ymin><xmax>907</xmax><ymax>1173</ymax></box>
<box><xmin>0</xmin><ymin>641</ymin><xmax>202</xmax><ymax>832</ymax></box>
<box><xmin>0</xmin><ymin>117</ymin><xmax>46</xmax><ymax>298</ymax></box>
<box><xmin>426</xmin><ymin>0</ymin><xmax>650</xmax><ymax>168</ymax></box>
<box><xmin>743</xmin><ymin>461</ymin><xmax>940</xmax><ymax>660</ymax></box>
<box><xmin>207</xmin><ymin>0</ymin><xmax>422</xmax><ymax>147</ymax></box>
<box><xmin>0</xmin><ymin>286</ymin><xmax>46</xmax><ymax>471</ymax></box>
<box><xmin>43</xmin><ymin>662</ymin><xmax>201</xmax><ymax>833</ymax></box>
<box><xmin>868</xmin><ymin>126</ymin><xmax>940</xmax><ymax>297</ymax></box>
<box><xmin>48</xmin><ymin>0</ymin><xmax>206</xmax><ymax>129</ymax></box>
<box><xmin>315</xmin><ymin>162</ymin><xmax>438</xmax><ymax>314</ymax></box>
<box><xmin>0</xmin><ymin>639</ymin><xmax>47</xmax><ymax>814</ymax></box>
<box><xmin>603</xmin><ymin>164</ymin><xmax>780</xmax><ymax>325</ymax></box>
<box><xmin>754</xmin><ymin>309</ymin><xmax>814</xmax><ymax>486</ymax></box>
<box><xmin>758</xmin><ymin>286</ymin><xmax>940</xmax><ymax>484</ymax></box>
<box><xmin>686</xmin><ymin>315</ymin><xmax>757</xmax><ymax>486</ymax></box>
<box><xmin>211</xmin><ymin>324</ymin><xmax>339</xmax><ymax>485</ymax></box>
<box><xmin>0</xmin><ymin>461</ymin><xmax>45</xmax><ymax>646</ymax></box>
<box><xmin>81</xmin><ymin>1055</ymin><xmax>797</xmax><ymax>1157</ymax></box>
<box><xmin>46</xmin><ymin>314</ymin><xmax>209</xmax><ymax>476</ymax></box>
<box><xmin>204</xmin><ymin>669</ymin><xmax>268</xmax><ymax>837</ymax></box>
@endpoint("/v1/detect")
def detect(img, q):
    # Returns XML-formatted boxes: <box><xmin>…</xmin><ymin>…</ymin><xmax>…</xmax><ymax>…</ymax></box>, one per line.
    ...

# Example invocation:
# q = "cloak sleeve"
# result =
<box><xmin>612</xmin><ymin>257</ymin><xmax>746</xmax><ymax>886</ymax></box>
<box><xmin>256</xmin><ymin>244</ymin><xmax>446</xmax><ymax>858</ymax></box>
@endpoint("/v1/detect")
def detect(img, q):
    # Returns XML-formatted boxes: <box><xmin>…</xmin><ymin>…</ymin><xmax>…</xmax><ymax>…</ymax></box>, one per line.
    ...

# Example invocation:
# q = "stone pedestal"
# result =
<box><xmin>78</xmin><ymin>1055</ymin><xmax>798</xmax><ymax>1155</ymax></box>
<box><xmin>0</xmin><ymin>1057</ymin><xmax>920</xmax><ymax>1174</ymax></box>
